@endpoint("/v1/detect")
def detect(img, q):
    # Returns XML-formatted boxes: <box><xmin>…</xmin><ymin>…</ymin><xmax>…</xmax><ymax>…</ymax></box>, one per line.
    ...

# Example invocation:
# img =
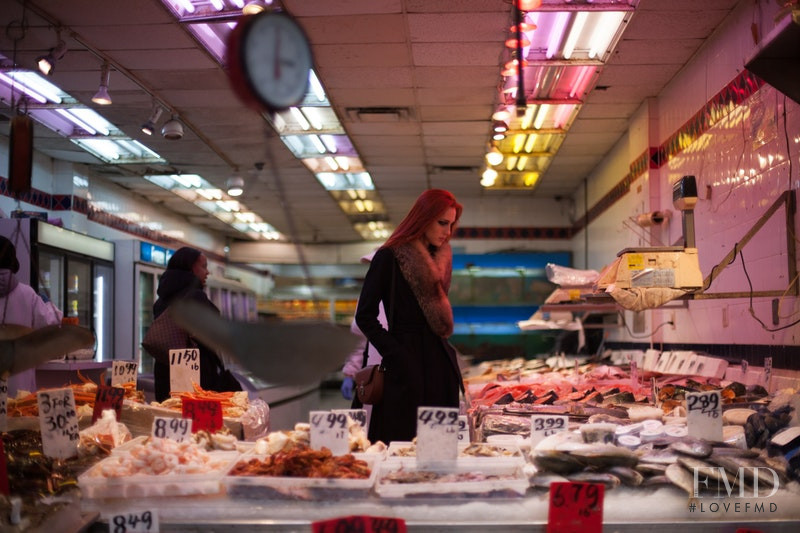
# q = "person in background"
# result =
<box><xmin>340</xmin><ymin>251</ymin><xmax>385</xmax><ymax>408</ymax></box>
<box><xmin>152</xmin><ymin>246</ymin><xmax>241</xmax><ymax>401</ymax></box>
<box><xmin>0</xmin><ymin>235</ymin><xmax>63</xmax><ymax>396</ymax></box>
<box><xmin>355</xmin><ymin>189</ymin><xmax>464</xmax><ymax>444</ymax></box>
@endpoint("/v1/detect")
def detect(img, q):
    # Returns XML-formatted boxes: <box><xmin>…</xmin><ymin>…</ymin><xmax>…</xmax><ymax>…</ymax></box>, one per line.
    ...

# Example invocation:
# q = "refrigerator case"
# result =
<box><xmin>0</xmin><ymin>218</ymin><xmax>115</xmax><ymax>360</ymax></box>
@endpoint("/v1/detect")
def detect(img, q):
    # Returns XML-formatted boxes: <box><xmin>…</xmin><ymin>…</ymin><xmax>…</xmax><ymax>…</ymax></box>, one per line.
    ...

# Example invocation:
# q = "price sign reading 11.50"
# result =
<box><xmin>416</xmin><ymin>407</ymin><xmax>459</xmax><ymax>465</ymax></box>
<box><xmin>686</xmin><ymin>390</ymin><xmax>722</xmax><ymax>442</ymax></box>
<box><xmin>310</xmin><ymin>410</ymin><xmax>349</xmax><ymax>456</ymax></box>
<box><xmin>169</xmin><ymin>348</ymin><xmax>200</xmax><ymax>394</ymax></box>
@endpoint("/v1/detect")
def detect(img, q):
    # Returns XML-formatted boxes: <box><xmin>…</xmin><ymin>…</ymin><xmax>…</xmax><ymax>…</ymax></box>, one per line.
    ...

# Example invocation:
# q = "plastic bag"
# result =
<box><xmin>545</xmin><ymin>263</ymin><xmax>600</xmax><ymax>287</ymax></box>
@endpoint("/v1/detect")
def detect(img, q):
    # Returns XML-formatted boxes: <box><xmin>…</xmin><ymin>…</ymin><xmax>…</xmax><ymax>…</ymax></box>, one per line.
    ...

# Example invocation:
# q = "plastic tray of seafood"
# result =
<box><xmin>222</xmin><ymin>447</ymin><xmax>379</xmax><ymax>500</ymax></box>
<box><xmin>374</xmin><ymin>461</ymin><xmax>529</xmax><ymax>499</ymax></box>
<box><xmin>385</xmin><ymin>441</ymin><xmax>525</xmax><ymax>468</ymax></box>
<box><xmin>78</xmin><ymin>437</ymin><xmax>238</xmax><ymax>499</ymax></box>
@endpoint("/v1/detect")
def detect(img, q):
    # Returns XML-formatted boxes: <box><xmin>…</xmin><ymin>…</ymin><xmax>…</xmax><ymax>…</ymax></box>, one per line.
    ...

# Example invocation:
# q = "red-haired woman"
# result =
<box><xmin>355</xmin><ymin>189</ymin><xmax>464</xmax><ymax>444</ymax></box>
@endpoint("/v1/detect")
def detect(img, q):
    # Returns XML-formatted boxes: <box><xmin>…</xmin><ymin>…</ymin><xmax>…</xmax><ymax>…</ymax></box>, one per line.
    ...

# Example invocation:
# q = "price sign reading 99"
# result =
<box><xmin>530</xmin><ymin>415</ymin><xmax>568</xmax><ymax>447</ymax></box>
<box><xmin>169</xmin><ymin>348</ymin><xmax>200</xmax><ymax>394</ymax></box>
<box><xmin>181</xmin><ymin>398</ymin><xmax>222</xmax><ymax>433</ymax></box>
<box><xmin>416</xmin><ymin>407</ymin><xmax>459</xmax><ymax>465</ymax></box>
<box><xmin>686</xmin><ymin>390</ymin><xmax>722</xmax><ymax>442</ymax></box>
<box><xmin>310</xmin><ymin>410</ymin><xmax>349</xmax><ymax>455</ymax></box>
<box><xmin>151</xmin><ymin>416</ymin><xmax>191</xmax><ymax>442</ymax></box>
<box><xmin>37</xmin><ymin>388</ymin><xmax>80</xmax><ymax>459</ymax></box>
<box><xmin>547</xmin><ymin>481</ymin><xmax>604</xmax><ymax>533</ymax></box>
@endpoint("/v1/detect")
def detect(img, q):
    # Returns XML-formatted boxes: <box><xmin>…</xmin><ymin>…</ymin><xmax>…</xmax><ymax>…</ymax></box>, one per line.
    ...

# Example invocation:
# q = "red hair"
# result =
<box><xmin>382</xmin><ymin>189</ymin><xmax>462</xmax><ymax>249</ymax></box>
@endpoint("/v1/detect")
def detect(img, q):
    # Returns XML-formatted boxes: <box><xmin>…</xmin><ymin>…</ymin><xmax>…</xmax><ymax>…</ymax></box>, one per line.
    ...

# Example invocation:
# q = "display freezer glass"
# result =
<box><xmin>66</xmin><ymin>258</ymin><xmax>91</xmax><ymax>327</ymax></box>
<box><xmin>37</xmin><ymin>250</ymin><xmax>63</xmax><ymax>311</ymax></box>
<box><xmin>94</xmin><ymin>263</ymin><xmax>113</xmax><ymax>360</ymax></box>
<box><xmin>137</xmin><ymin>266</ymin><xmax>159</xmax><ymax>373</ymax></box>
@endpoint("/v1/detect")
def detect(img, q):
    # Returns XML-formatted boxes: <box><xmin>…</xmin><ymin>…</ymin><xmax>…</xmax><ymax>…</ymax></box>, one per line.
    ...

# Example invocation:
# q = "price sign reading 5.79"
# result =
<box><xmin>416</xmin><ymin>407</ymin><xmax>459</xmax><ymax>465</ymax></box>
<box><xmin>548</xmin><ymin>482</ymin><xmax>604</xmax><ymax>533</ymax></box>
<box><xmin>169</xmin><ymin>348</ymin><xmax>200</xmax><ymax>394</ymax></box>
<box><xmin>686</xmin><ymin>390</ymin><xmax>722</xmax><ymax>442</ymax></box>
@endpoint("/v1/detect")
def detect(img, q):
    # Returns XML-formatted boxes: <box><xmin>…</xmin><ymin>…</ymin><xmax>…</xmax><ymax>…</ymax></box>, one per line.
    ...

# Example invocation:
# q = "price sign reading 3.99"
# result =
<box><xmin>37</xmin><ymin>387</ymin><xmax>80</xmax><ymax>459</ymax></box>
<box><xmin>181</xmin><ymin>398</ymin><xmax>222</xmax><ymax>433</ymax></box>
<box><xmin>416</xmin><ymin>407</ymin><xmax>459</xmax><ymax>465</ymax></box>
<box><xmin>530</xmin><ymin>415</ymin><xmax>568</xmax><ymax>447</ymax></box>
<box><xmin>310</xmin><ymin>410</ymin><xmax>350</xmax><ymax>455</ymax></box>
<box><xmin>105</xmin><ymin>509</ymin><xmax>159</xmax><ymax>533</ymax></box>
<box><xmin>547</xmin><ymin>481</ymin><xmax>604</xmax><ymax>533</ymax></box>
<box><xmin>111</xmin><ymin>360</ymin><xmax>138</xmax><ymax>387</ymax></box>
<box><xmin>686</xmin><ymin>390</ymin><xmax>722</xmax><ymax>442</ymax></box>
<box><xmin>168</xmin><ymin>348</ymin><xmax>200</xmax><ymax>394</ymax></box>
<box><xmin>151</xmin><ymin>416</ymin><xmax>192</xmax><ymax>442</ymax></box>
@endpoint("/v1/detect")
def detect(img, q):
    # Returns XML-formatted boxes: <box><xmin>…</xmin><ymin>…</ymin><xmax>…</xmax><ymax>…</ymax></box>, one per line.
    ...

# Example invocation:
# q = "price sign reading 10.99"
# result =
<box><xmin>310</xmin><ymin>410</ymin><xmax>350</xmax><ymax>456</ymax></box>
<box><xmin>111</xmin><ymin>360</ymin><xmax>138</xmax><ymax>387</ymax></box>
<box><xmin>686</xmin><ymin>390</ymin><xmax>722</xmax><ymax>442</ymax></box>
<box><xmin>169</xmin><ymin>348</ymin><xmax>200</xmax><ymax>394</ymax></box>
<box><xmin>416</xmin><ymin>407</ymin><xmax>459</xmax><ymax>465</ymax></box>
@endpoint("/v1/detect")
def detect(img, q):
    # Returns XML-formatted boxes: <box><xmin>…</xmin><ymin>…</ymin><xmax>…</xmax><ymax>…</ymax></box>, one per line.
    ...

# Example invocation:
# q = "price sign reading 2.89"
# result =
<box><xmin>530</xmin><ymin>415</ymin><xmax>568</xmax><ymax>447</ymax></box>
<box><xmin>106</xmin><ymin>509</ymin><xmax>159</xmax><ymax>533</ymax></box>
<box><xmin>168</xmin><ymin>348</ymin><xmax>200</xmax><ymax>394</ymax></box>
<box><xmin>416</xmin><ymin>407</ymin><xmax>459</xmax><ymax>465</ymax></box>
<box><xmin>686</xmin><ymin>390</ymin><xmax>723</xmax><ymax>442</ymax></box>
<box><xmin>310</xmin><ymin>410</ymin><xmax>349</xmax><ymax>455</ymax></box>
<box><xmin>548</xmin><ymin>481</ymin><xmax>604</xmax><ymax>533</ymax></box>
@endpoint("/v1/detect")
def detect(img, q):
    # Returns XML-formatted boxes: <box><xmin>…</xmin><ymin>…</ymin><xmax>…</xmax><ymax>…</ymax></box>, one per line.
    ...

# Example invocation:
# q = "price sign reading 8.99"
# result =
<box><xmin>686</xmin><ymin>390</ymin><xmax>723</xmax><ymax>442</ymax></box>
<box><xmin>151</xmin><ymin>416</ymin><xmax>192</xmax><ymax>442</ymax></box>
<box><xmin>530</xmin><ymin>415</ymin><xmax>568</xmax><ymax>447</ymax></box>
<box><xmin>416</xmin><ymin>407</ymin><xmax>459</xmax><ymax>465</ymax></box>
<box><xmin>168</xmin><ymin>348</ymin><xmax>200</xmax><ymax>394</ymax></box>
<box><xmin>310</xmin><ymin>410</ymin><xmax>350</xmax><ymax>455</ymax></box>
<box><xmin>105</xmin><ymin>509</ymin><xmax>159</xmax><ymax>533</ymax></box>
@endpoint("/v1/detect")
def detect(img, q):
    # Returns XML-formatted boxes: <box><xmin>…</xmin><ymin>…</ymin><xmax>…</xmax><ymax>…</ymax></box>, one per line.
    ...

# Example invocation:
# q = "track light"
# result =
<box><xmin>226</xmin><ymin>175</ymin><xmax>244</xmax><ymax>197</ymax></box>
<box><xmin>492</xmin><ymin>120</ymin><xmax>509</xmax><ymax>133</ymax></box>
<box><xmin>36</xmin><ymin>39</ymin><xmax>68</xmax><ymax>76</ymax></box>
<box><xmin>243</xmin><ymin>0</ymin><xmax>272</xmax><ymax>15</ymax></box>
<box><xmin>161</xmin><ymin>115</ymin><xmax>184</xmax><ymax>140</ymax></box>
<box><xmin>141</xmin><ymin>105</ymin><xmax>163</xmax><ymax>136</ymax></box>
<box><xmin>91</xmin><ymin>62</ymin><xmax>112</xmax><ymax>105</ymax></box>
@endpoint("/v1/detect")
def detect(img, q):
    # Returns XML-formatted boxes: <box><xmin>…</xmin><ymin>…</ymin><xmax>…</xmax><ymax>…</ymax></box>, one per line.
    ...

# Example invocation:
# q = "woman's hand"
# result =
<box><xmin>341</xmin><ymin>376</ymin><xmax>355</xmax><ymax>400</ymax></box>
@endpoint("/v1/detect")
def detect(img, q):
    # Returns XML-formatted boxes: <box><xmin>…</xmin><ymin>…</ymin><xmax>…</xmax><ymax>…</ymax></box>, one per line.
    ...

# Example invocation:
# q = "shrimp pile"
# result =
<box><xmin>93</xmin><ymin>437</ymin><xmax>224</xmax><ymax>477</ymax></box>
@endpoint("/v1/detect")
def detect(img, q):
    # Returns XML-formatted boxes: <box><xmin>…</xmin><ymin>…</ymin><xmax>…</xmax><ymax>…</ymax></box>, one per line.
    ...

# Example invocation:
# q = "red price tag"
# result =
<box><xmin>181</xmin><ymin>398</ymin><xmax>223</xmax><ymax>433</ymax></box>
<box><xmin>547</xmin><ymin>482</ymin><xmax>604</xmax><ymax>533</ymax></box>
<box><xmin>0</xmin><ymin>439</ymin><xmax>9</xmax><ymax>496</ymax></box>
<box><xmin>312</xmin><ymin>515</ymin><xmax>406</xmax><ymax>533</ymax></box>
<box><xmin>92</xmin><ymin>385</ymin><xmax>125</xmax><ymax>423</ymax></box>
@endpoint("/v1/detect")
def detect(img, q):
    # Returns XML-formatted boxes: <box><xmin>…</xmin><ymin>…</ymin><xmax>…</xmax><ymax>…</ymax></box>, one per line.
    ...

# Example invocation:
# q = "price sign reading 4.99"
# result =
<box><xmin>416</xmin><ymin>407</ymin><xmax>459</xmax><ymax>465</ymax></box>
<box><xmin>169</xmin><ymin>348</ymin><xmax>200</xmax><ymax>394</ymax></box>
<box><xmin>92</xmin><ymin>385</ymin><xmax>125</xmax><ymax>423</ymax></box>
<box><xmin>686</xmin><ymin>390</ymin><xmax>723</xmax><ymax>442</ymax></box>
<box><xmin>37</xmin><ymin>387</ymin><xmax>80</xmax><ymax>459</ymax></box>
<box><xmin>548</xmin><ymin>482</ymin><xmax>604</xmax><ymax>533</ymax></box>
<box><xmin>105</xmin><ymin>509</ymin><xmax>159</xmax><ymax>533</ymax></box>
<box><xmin>111</xmin><ymin>360</ymin><xmax>138</xmax><ymax>387</ymax></box>
<box><xmin>530</xmin><ymin>415</ymin><xmax>568</xmax><ymax>447</ymax></box>
<box><xmin>151</xmin><ymin>416</ymin><xmax>192</xmax><ymax>442</ymax></box>
<box><xmin>181</xmin><ymin>398</ymin><xmax>222</xmax><ymax>433</ymax></box>
<box><xmin>310</xmin><ymin>410</ymin><xmax>350</xmax><ymax>456</ymax></box>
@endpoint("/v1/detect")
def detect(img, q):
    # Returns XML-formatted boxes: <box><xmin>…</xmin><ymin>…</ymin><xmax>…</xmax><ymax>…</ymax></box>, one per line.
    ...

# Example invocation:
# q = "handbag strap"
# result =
<box><xmin>361</xmin><ymin>256</ymin><xmax>397</xmax><ymax>370</ymax></box>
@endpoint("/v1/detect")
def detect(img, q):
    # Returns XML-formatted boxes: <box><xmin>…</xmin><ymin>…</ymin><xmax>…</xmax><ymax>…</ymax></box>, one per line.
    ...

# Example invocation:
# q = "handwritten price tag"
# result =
<box><xmin>37</xmin><ymin>387</ymin><xmax>80</xmax><ymax>459</ymax></box>
<box><xmin>181</xmin><ymin>398</ymin><xmax>222</xmax><ymax>433</ymax></box>
<box><xmin>105</xmin><ymin>509</ymin><xmax>159</xmax><ymax>533</ymax></box>
<box><xmin>630</xmin><ymin>361</ymin><xmax>639</xmax><ymax>387</ymax></box>
<box><xmin>764</xmin><ymin>357</ymin><xmax>772</xmax><ymax>388</ymax></box>
<box><xmin>151</xmin><ymin>416</ymin><xmax>192</xmax><ymax>442</ymax></box>
<box><xmin>169</xmin><ymin>348</ymin><xmax>200</xmax><ymax>394</ymax></box>
<box><xmin>0</xmin><ymin>440</ymin><xmax>9</xmax><ymax>496</ymax></box>
<box><xmin>92</xmin><ymin>385</ymin><xmax>125</xmax><ymax>423</ymax></box>
<box><xmin>111</xmin><ymin>360</ymin><xmax>138</xmax><ymax>387</ymax></box>
<box><xmin>0</xmin><ymin>378</ymin><xmax>7</xmax><ymax>432</ymax></box>
<box><xmin>547</xmin><ymin>482</ymin><xmax>604</xmax><ymax>533</ymax></box>
<box><xmin>530</xmin><ymin>414</ymin><xmax>568</xmax><ymax>447</ymax></box>
<box><xmin>686</xmin><ymin>390</ymin><xmax>723</xmax><ymax>442</ymax></box>
<box><xmin>312</xmin><ymin>515</ymin><xmax>407</xmax><ymax>533</ymax></box>
<box><xmin>416</xmin><ymin>407</ymin><xmax>459</xmax><ymax>466</ymax></box>
<box><xmin>457</xmin><ymin>415</ymin><xmax>469</xmax><ymax>444</ymax></box>
<box><xmin>310</xmin><ymin>410</ymin><xmax>350</xmax><ymax>456</ymax></box>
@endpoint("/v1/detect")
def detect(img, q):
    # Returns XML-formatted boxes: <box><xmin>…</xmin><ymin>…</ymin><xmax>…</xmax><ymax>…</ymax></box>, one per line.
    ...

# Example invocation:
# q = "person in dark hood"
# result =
<box><xmin>151</xmin><ymin>246</ymin><xmax>241</xmax><ymax>401</ymax></box>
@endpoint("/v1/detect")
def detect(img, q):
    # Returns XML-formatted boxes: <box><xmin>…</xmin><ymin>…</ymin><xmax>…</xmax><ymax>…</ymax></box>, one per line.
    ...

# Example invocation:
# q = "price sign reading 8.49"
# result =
<box><xmin>105</xmin><ymin>509</ymin><xmax>159</xmax><ymax>533</ymax></box>
<box><xmin>169</xmin><ymin>348</ymin><xmax>200</xmax><ymax>394</ymax></box>
<box><xmin>686</xmin><ymin>390</ymin><xmax>723</xmax><ymax>442</ymax></box>
<box><xmin>416</xmin><ymin>407</ymin><xmax>459</xmax><ymax>465</ymax></box>
<box><xmin>310</xmin><ymin>410</ymin><xmax>350</xmax><ymax>456</ymax></box>
<box><xmin>530</xmin><ymin>415</ymin><xmax>568</xmax><ymax>447</ymax></box>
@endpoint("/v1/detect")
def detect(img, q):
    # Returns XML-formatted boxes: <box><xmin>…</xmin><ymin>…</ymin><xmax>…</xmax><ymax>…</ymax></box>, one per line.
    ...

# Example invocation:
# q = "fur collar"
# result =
<box><xmin>392</xmin><ymin>240</ymin><xmax>453</xmax><ymax>337</ymax></box>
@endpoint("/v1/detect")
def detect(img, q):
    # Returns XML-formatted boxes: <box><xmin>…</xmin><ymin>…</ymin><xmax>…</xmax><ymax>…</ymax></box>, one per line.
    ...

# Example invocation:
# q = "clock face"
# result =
<box><xmin>233</xmin><ymin>12</ymin><xmax>312</xmax><ymax>111</ymax></box>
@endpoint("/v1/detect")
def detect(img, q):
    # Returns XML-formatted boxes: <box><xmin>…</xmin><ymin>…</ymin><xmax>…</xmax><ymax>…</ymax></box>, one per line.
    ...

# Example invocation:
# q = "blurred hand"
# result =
<box><xmin>341</xmin><ymin>376</ymin><xmax>355</xmax><ymax>400</ymax></box>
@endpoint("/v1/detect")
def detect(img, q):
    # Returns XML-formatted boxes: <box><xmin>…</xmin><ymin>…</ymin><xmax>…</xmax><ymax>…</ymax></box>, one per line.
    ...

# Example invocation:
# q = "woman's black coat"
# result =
<box><xmin>355</xmin><ymin>247</ymin><xmax>462</xmax><ymax>444</ymax></box>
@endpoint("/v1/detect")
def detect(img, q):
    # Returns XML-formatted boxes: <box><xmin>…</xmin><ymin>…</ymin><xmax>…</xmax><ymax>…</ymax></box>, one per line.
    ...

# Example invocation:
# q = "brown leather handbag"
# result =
<box><xmin>141</xmin><ymin>309</ymin><xmax>196</xmax><ymax>365</ymax></box>
<box><xmin>355</xmin><ymin>362</ymin><xmax>385</xmax><ymax>405</ymax></box>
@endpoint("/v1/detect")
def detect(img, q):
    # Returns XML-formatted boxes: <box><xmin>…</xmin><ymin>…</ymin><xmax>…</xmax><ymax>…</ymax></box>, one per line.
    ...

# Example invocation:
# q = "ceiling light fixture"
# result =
<box><xmin>492</xmin><ymin>120</ymin><xmax>509</xmax><ymax>133</ymax></box>
<box><xmin>226</xmin><ymin>175</ymin><xmax>244</xmax><ymax>197</ymax></box>
<box><xmin>91</xmin><ymin>62</ymin><xmax>112</xmax><ymax>105</ymax></box>
<box><xmin>485</xmin><ymin>147</ymin><xmax>504</xmax><ymax>166</ymax></box>
<box><xmin>243</xmin><ymin>0</ymin><xmax>272</xmax><ymax>15</ymax></box>
<box><xmin>36</xmin><ymin>35</ymin><xmax>68</xmax><ymax>76</ymax></box>
<box><xmin>161</xmin><ymin>115</ymin><xmax>184</xmax><ymax>140</ymax></box>
<box><xmin>141</xmin><ymin>104</ymin><xmax>163</xmax><ymax>135</ymax></box>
